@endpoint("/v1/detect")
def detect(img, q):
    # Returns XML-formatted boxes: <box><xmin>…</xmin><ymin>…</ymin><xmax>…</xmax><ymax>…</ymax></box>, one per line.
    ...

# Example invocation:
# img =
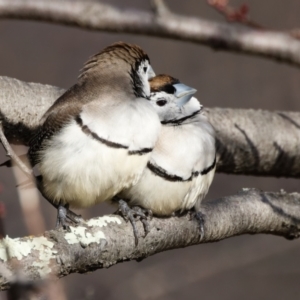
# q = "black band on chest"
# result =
<box><xmin>200</xmin><ymin>156</ymin><xmax>216</xmax><ymax>175</ymax></box>
<box><xmin>75</xmin><ymin>115</ymin><xmax>153</xmax><ymax>154</ymax></box>
<box><xmin>161</xmin><ymin>109</ymin><xmax>201</xmax><ymax>126</ymax></box>
<box><xmin>128</xmin><ymin>148</ymin><xmax>153</xmax><ymax>155</ymax></box>
<box><xmin>147</xmin><ymin>155</ymin><xmax>216</xmax><ymax>182</ymax></box>
<box><xmin>75</xmin><ymin>115</ymin><xmax>128</xmax><ymax>149</ymax></box>
<box><xmin>147</xmin><ymin>161</ymin><xmax>193</xmax><ymax>182</ymax></box>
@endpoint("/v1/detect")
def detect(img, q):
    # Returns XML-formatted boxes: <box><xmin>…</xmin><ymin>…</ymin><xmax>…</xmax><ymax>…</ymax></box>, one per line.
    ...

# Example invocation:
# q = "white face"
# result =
<box><xmin>136</xmin><ymin>60</ymin><xmax>155</xmax><ymax>98</ymax></box>
<box><xmin>149</xmin><ymin>85</ymin><xmax>202</xmax><ymax>123</ymax></box>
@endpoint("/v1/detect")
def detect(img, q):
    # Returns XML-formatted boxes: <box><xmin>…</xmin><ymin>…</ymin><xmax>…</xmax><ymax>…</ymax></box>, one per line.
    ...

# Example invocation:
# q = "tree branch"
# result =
<box><xmin>1</xmin><ymin>76</ymin><xmax>300</xmax><ymax>178</ymax></box>
<box><xmin>0</xmin><ymin>188</ymin><xmax>299</xmax><ymax>290</ymax></box>
<box><xmin>0</xmin><ymin>0</ymin><xmax>300</xmax><ymax>67</ymax></box>
<box><xmin>0</xmin><ymin>122</ymin><xmax>32</xmax><ymax>176</ymax></box>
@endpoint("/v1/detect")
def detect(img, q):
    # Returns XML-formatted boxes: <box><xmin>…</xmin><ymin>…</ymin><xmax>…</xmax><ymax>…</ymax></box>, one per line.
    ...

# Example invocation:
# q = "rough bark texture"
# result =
<box><xmin>0</xmin><ymin>189</ymin><xmax>299</xmax><ymax>290</ymax></box>
<box><xmin>207</xmin><ymin>108</ymin><xmax>300</xmax><ymax>177</ymax></box>
<box><xmin>0</xmin><ymin>0</ymin><xmax>300</xmax><ymax>67</ymax></box>
<box><xmin>1</xmin><ymin>76</ymin><xmax>300</xmax><ymax>178</ymax></box>
<box><xmin>0</xmin><ymin>76</ymin><xmax>64</xmax><ymax>144</ymax></box>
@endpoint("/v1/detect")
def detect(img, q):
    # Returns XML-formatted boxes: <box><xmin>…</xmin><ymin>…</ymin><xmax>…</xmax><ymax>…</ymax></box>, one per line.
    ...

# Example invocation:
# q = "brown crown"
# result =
<box><xmin>99</xmin><ymin>42</ymin><xmax>150</xmax><ymax>62</ymax></box>
<box><xmin>79</xmin><ymin>42</ymin><xmax>150</xmax><ymax>79</ymax></box>
<box><xmin>149</xmin><ymin>74</ymin><xmax>180</xmax><ymax>93</ymax></box>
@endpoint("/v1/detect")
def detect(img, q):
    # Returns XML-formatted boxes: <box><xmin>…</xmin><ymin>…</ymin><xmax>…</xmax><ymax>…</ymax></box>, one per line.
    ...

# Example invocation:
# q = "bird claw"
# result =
<box><xmin>56</xmin><ymin>204</ymin><xmax>71</xmax><ymax>231</ymax></box>
<box><xmin>117</xmin><ymin>200</ymin><xmax>152</xmax><ymax>246</ymax></box>
<box><xmin>66</xmin><ymin>209</ymin><xmax>83</xmax><ymax>224</ymax></box>
<box><xmin>131</xmin><ymin>206</ymin><xmax>152</xmax><ymax>236</ymax></box>
<box><xmin>56</xmin><ymin>204</ymin><xmax>83</xmax><ymax>231</ymax></box>
<box><xmin>190</xmin><ymin>210</ymin><xmax>205</xmax><ymax>241</ymax></box>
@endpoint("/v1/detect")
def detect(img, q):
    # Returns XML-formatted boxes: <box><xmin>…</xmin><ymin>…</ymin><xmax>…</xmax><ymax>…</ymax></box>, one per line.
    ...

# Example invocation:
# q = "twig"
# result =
<box><xmin>0</xmin><ymin>0</ymin><xmax>300</xmax><ymax>66</ymax></box>
<box><xmin>207</xmin><ymin>0</ymin><xmax>263</xmax><ymax>29</ymax></box>
<box><xmin>207</xmin><ymin>0</ymin><xmax>300</xmax><ymax>41</ymax></box>
<box><xmin>0</xmin><ymin>122</ymin><xmax>32</xmax><ymax>176</ymax></box>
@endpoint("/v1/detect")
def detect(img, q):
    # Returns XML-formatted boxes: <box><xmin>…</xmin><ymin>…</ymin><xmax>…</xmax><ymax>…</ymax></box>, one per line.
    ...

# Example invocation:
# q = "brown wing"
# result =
<box><xmin>28</xmin><ymin>84</ymin><xmax>83</xmax><ymax>166</ymax></box>
<box><xmin>29</xmin><ymin>42</ymin><xmax>148</xmax><ymax>165</ymax></box>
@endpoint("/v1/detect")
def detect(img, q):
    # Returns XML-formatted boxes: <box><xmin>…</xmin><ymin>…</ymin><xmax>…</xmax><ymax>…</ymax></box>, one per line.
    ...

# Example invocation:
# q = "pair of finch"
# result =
<box><xmin>28</xmin><ymin>42</ymin><xmax>216</xmax><ymax>244</ymax></box>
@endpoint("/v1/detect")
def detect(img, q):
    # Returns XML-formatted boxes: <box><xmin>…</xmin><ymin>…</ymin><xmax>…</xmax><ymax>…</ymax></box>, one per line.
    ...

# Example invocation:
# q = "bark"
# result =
<box><xmin>0</xmin><ymin>76</ymin><xmax>64</xmax><ymax>143</ymax></box>
<box><xmin>0</xmin><ymin>189</ymin><xmax>299</xmax><ymax>290</ymax></box>
<box><xmin>1</xmin><ymin>76</ymin><xmax>300</xmax><ymax>178</ymax></box>
<box><xmin>0</xmin><ymin>0</ymin><xmax>300</xmax><ymax>67</ymax></box>
<box><xmin>0</xmin><ymin>0</ymin><xmax>299</xmax><ymax>295</ymax></box>
<box><xmin>207</xmin><ymin>108</ymin><xmax>300</xmax><ymax>177</ymax></box>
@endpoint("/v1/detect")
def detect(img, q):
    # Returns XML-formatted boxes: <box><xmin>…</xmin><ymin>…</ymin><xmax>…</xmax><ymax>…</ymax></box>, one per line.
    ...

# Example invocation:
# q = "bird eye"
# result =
<box><xmin>156</xmin><ymin>100</ymin><xmax>167</xmax><ymax>106</ymax></box>
<box><xmin>143</xmin><ymin>66</ymin><xmax>147</xmax><ymax>73</ymax></box>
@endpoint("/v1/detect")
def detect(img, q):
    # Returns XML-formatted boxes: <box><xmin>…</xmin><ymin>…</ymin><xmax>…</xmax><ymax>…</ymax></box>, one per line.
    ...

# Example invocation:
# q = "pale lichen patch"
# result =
<box><xmin>64</xmin><ymin>216</ymin><xmax>120</xmax><ymax>247</ymax></box>
<box><xmin>87</xmin><ymin>216</ymin><xmax>122</xmax><ymax>228</ymax></box>
<box><xmin>65</xmin><ymin>226</ymin><xmax>106</xmax><ymax>247</ymax></box>
<box><xmin>0</xmin><ymin>236</ymin><xmax>56</xmax><ymax>278</ymax></box>
<box><xmin>31</xmin><ymin>237</ymin><xmax>57</xmax><ymax>277</ymax></box>
<box><xmin>3</xmin><ymin>236</ymin><xmax>31</xmax><ymax>260</ymax></box>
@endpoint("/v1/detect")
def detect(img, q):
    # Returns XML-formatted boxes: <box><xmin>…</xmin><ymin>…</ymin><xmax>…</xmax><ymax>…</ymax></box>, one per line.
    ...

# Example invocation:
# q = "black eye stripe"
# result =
<box><xmin>143</xmin><ymin>66</ymin><xmax>147</xmax><ymax>72</ymax></box>
<box><xmin>153</xmin><ymin>84</ymin><xmax>175</xmax><ymax>94</ymax></box>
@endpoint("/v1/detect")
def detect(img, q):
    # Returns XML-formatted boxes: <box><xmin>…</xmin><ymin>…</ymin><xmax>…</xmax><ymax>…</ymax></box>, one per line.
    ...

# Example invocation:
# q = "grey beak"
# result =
<box><xmin>147</xmin><ymin>65</ymin><xmax>156</xmax><ymax>79</ymax></box>
<box><xmin>173</xmin><ymin>83</ymin><xmax>197</xmax><ymax>107</ymax></box>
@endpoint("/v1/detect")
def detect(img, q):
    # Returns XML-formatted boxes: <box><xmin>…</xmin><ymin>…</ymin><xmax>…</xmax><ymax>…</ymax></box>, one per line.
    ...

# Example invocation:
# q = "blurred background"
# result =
<box><xmin>0</xmin><ymin>0</ymin><xmax>300</xmax><ymax>299</ymax></box>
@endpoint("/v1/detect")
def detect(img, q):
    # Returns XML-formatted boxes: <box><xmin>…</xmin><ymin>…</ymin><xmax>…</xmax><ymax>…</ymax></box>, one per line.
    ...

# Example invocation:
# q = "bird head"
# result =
<box><xmin>78</xmin><ymin>42</ymin><xmax>155</xmax><ymax>99</ymax></box>
<box><xmin>149</xmin><ymin>74</ymin><xmax>202</xmax><ymax>124</ymax></box>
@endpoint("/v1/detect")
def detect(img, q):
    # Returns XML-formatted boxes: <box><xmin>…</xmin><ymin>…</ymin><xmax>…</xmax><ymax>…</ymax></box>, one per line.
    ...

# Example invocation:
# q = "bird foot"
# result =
<box><xmin>189</xmin><ymin>209</ymin><xmax>205</xmax><ymax>241</ymax></box>
<box><xmin>116</xmin><ymin>199</ymin><xmax>152</xmax><ymax>246</ymax></box>
<box><xmin>56</xmin><ymin>204</ymin><xmax>71</xmax><ymax>231</ymax></box>
<box><xmin>66</xmin><ymin>209</ymin><xmax>84</xmax><ymax>225</ymax></box>
<box><xmin>56</xmin><ymin>204</ymin><xmax>83</xmax><ymax>231</ymax></box>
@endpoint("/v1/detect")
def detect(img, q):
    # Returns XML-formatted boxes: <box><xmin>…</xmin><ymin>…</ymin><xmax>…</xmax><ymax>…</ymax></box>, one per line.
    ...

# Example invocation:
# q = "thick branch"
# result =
<box><xmin>0</xmin><ymin>0</ymin><xmax>300</xmax><ymax>67</ymax></box>
<box><xmin>1</xmin><ymin>76</ymin><xmax>300</xmax><ymax>178</ymax></box>
<box><xmin>0</xmin><ymin>189</ymin><xmax>299</xmax><ymax>290</ymax></box>
<box><xmin>0</xmin><ymin>76</ymin><xmax>64</xmax><ymax>143</ymax></box>
<box><xmin>207</xmin><ymin>108</ymin><xmax>300</xmax><ymax>177</ymax></box>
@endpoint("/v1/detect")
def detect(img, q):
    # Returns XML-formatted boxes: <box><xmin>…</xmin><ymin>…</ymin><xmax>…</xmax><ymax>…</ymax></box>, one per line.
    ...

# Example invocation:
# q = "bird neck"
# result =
<box><xmin>161</xmin><ymin>98</ymin><xmax>203</xmax><ymax>126</ymax></box>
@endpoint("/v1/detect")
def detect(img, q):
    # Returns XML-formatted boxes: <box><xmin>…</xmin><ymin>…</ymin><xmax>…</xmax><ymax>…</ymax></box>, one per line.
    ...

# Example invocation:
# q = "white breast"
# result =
<box><xmin>120</xmin><ymin>165</ymin><xmax>215</xmax><ymax>216</ymax></box>
<box><xmin>119</xmin><ymin>114</ymin><xmax>216</xmax><ymax>215</ymax></box>
<box><xmin>81</xmin><ymin>96</ymin><xmax>160</xmax><ymax>150</ymax></box>
<box><xmin>119</xmin><ymin>168</ymin><xmax>191</xmax><ymax>215</ymax></box>
<box><xmin>38</xmin><ymin>98</ymin><xmax>161</xmax><ymax>208</ymax></box>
